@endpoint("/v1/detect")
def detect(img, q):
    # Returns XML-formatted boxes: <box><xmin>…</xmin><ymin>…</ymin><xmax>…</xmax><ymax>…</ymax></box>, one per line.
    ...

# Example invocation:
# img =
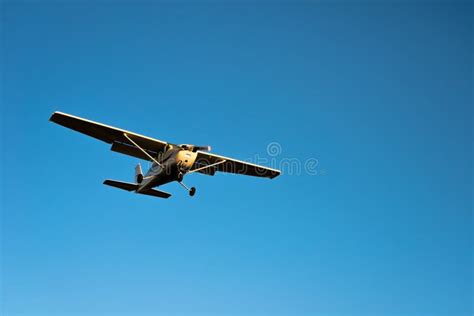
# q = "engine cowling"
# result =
<box><xmin>176</xmin><ymin>150</ymin><xmax>198</xmax><ymax>170</ymax></box>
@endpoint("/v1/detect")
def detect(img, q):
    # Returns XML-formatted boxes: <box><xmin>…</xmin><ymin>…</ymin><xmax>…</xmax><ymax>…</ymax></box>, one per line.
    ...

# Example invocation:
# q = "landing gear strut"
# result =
<box><xmin>178</xmin><ymin>180</ymin><xmax>196</xmax><ymax>197</ymax></box>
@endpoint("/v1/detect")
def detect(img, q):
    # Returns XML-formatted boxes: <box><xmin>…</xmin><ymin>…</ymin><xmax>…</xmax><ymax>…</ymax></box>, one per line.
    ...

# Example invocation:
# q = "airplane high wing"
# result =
<box><xmin>50</xmin><ymin>111</ymin><xmax>281</xmax><ymax>199</ymax></box>
<box><xmin>49</xmin><ymin>111</ymin><xmax>170</xmax><ymax>161</ymax></box>
<box><xmin>192</xmin><ymin>151</ymin><xmax>280</xmax><ymax>179</ymax></box>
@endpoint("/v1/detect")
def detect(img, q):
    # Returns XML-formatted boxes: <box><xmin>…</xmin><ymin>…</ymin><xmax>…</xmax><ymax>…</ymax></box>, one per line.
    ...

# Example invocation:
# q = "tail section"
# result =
<box><xmin>135</xmin><ymin>163</ymin><xmax>143</xmax><ymax>183</ymax></box>
<box><xmin>103</xmin><ymin>179</ymin><xmax>138</xmax><ymax>191</ymax></box>
<box><xmin>138</xmin><ymin>188</ymin><xmax>171</xmax><ymax>199</ymax></box>
<box><xmin>103</xmin><ymin>179</ymin><xmax>171</xmax><ymax>199</ymax></box>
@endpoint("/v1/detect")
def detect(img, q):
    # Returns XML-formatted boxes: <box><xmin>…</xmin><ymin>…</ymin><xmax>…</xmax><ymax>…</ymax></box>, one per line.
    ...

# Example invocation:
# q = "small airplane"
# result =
<box><xmin>49</xmin><ymin>112</ymin><xmax>281</xmax><ymax>199</ymax></box>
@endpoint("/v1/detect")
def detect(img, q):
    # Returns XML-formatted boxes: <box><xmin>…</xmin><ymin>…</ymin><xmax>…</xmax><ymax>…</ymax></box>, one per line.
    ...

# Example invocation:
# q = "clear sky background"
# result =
<box><xmin>1</xmin><ymin>1</ymin><xmax>472</xmax><ymax>316</ymax></box>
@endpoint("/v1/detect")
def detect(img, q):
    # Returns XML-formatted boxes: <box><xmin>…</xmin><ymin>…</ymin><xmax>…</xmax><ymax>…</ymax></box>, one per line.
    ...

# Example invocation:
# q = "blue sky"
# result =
<box><xmin>1</xmin><ymin>1</ymin><xmax>472</xmax><ymax>315</ymax></box>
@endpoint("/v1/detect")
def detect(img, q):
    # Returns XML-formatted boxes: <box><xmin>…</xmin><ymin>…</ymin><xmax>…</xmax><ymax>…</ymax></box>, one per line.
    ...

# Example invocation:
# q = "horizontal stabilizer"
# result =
<box><xmin>104</xmin><ymin>180</ymin><xmax>170</xmax><ymax>198</ymax></box>
<box><xmin>103</xmin><ymin>179</ymin><xmax>138</xmax><ymax>191</ymax></box>
<box><xmin>137</xmin><ymin>188</ymin><xmax>171</xmax><ymax>199</ymax></box>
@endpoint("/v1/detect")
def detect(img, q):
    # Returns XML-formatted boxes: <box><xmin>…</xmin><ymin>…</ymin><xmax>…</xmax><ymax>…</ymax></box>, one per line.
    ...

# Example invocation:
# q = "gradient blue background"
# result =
<box><xmin>1</xmin><ymin>1</ymin><xmax>472</xmax><ymax>315</ymax></box>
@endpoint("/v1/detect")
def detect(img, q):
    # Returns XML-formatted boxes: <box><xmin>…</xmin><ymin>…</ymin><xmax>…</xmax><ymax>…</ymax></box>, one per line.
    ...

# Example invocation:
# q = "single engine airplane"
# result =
<box><xmin>49</xmin><ymin>112</ymin><xmax>280</xmax><ymax>199</ymax></box>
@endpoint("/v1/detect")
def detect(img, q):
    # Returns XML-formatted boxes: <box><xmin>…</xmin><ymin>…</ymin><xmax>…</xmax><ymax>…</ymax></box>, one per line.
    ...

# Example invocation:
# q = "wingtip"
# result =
<box><xmin>49</xmin><ymin>111</ymin><xmax>61</xmax><ymax>122</ymax></box>
<box><xmin>49</xmin><ymin>111</ymin><xmax>74</xmax><ymax>123</ymax></box>
<box><xmin>270</xmin><ymin>173</ymin><xmax>281</xmax><ymax>179</ymax></box>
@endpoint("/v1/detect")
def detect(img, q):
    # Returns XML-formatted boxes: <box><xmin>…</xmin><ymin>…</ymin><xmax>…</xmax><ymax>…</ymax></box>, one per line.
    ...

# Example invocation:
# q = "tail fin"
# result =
<box><xmin>135</xmin><ymin>163</ymin><xmax>143</xmax><ymax>183</ymax></box>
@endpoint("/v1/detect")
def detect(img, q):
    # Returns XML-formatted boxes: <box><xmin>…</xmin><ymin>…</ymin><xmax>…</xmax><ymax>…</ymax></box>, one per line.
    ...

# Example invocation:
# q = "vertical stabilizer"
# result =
<box><xmin>135</xmin><ymin>163</ymin><xmax>143</xmax><ymax>183</ymax></box>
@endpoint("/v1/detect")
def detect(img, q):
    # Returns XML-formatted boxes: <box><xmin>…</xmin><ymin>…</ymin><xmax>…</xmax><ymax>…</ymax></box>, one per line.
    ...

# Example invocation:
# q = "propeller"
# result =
<box><xmin>179</xmin><ymin>144</ymin><xmax>212</xmax><ymax>152</ymax></box>
<box><xmin>192</xmin><ymin>145</ymin><xmax>211</xmax><ymax>152</ymax></box>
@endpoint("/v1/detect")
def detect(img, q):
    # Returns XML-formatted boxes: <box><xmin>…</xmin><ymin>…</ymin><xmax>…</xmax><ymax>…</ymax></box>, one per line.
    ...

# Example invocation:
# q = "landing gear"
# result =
<box><xmin>178</xmin><ymin>181</ymin><xmax>197</xmax><ymax>197</ymax></box>
<box><xmin>177</xmin><ymin>172</ymin><xmax>184</xmax><ymax>182</ymax></box>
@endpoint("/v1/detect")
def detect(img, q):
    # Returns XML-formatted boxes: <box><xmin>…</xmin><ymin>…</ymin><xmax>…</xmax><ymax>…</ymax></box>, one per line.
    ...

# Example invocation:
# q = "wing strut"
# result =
<box><xmin>123</xmin><ymin>133</ymin><xmax>163</xmax><ymax>167</ymax></box>
<box><xmin>188</xmin><ymin>160</ymin><xmax>227</xmax><ymax>174</ymax></box>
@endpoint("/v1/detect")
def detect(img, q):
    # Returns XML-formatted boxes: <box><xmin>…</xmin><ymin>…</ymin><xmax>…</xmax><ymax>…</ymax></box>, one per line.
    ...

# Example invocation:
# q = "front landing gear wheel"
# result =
<box><xmin>189</xmin><ymin>187</ymin><xmax>196</xmax><ymax>197</ymax></box>
<box><xmin>177</xmin><ymin>172</ymin><xmax>184</xmax><ymax>182</ymax></box>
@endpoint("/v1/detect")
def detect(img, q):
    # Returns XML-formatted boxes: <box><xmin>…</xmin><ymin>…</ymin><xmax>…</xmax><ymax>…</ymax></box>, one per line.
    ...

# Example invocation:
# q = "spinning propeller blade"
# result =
<box><xmin>179</xmin><ymin>144</ymin><xmax>212</xmax><ymax>152</ymax></box>
<box><xmin>193</xmin><ymin>145</ymin><xmax>211</xmax><ymax>152</ymax></box>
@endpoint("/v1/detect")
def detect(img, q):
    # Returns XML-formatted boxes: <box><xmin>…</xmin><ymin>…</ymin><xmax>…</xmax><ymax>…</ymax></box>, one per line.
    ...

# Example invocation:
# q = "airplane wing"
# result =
<box><xmin>192</xmin><ymin>151</ymin><xmax>281</xmax><ymax>179</ymax></box>
<box><xmin>49</xmin><ymin>111</ymin><xmax>169</xmax><ymax>161</ymax></box>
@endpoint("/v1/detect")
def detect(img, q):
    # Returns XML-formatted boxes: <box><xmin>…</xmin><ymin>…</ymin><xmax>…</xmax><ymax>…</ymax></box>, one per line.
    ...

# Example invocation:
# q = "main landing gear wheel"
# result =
<box><xmin>178</xmin><ymin>181</ymin><xmax>195</xmax><ymax>197</ymax></box>
<box><xmin>177</xmin><ymin>172</ymin><xmax>184</xmax><ymax>182</ymax></box>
